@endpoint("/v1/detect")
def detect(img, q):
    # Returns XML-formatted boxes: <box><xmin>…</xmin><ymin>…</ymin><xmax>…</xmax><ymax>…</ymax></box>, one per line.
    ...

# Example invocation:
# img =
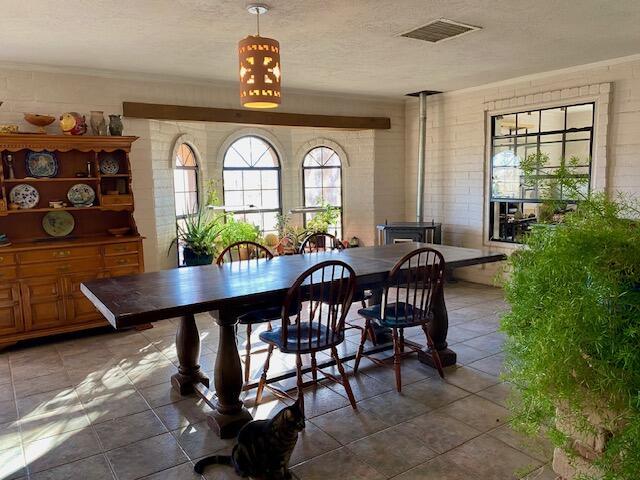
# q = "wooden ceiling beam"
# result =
<box><xmin>122</xmin><ymin>102</ymin><xmax>391</xmax><ymax>130</ymax></box>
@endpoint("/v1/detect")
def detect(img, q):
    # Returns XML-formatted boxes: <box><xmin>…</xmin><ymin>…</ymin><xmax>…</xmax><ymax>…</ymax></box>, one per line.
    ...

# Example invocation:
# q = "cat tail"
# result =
<box><xmin>193</xmin><ymin>455</ymin><xmax>232</xmax><ymax>474</ymax></box>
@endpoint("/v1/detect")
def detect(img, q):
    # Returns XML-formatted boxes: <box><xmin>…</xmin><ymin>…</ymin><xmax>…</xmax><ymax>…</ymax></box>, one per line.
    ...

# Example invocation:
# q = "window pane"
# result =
<box><xmin>261</xmin><ymin>170</ymin><xmax>278</xmax><ymax>189</ymax></box>
<box><xmin>564</xmin><ymin>140</ymin><xmax>590</xmax><ymax>161</ymax></box>
<box><xmin>540</xmin><ymin>107</ymin><xmax>565</xmax><ymax>132</ymax></box>
<box><xmin>224</xmin><ymin>170</ymin><xmax>243</xmax><ymax>190</ymax></box>
<box><xmin>323</xmin><ymin>188</ymin><xmax>341</xmax><ymax>206</ymax></box>
<box><xmin>494</xmin><ymin>114</ymin><xmax>516</xmax><ymax>135</ymax></box>
<box><xmin>185</xmin><ymin>170</ymin><xmax>197</xmax><ymax>191</ymax></box>
<box><xmin>224</xmin><ymin>191</ymin><xmax>244</xmax><ymax>207</ymax></box>
<box><xmin>517</xmin><ymin>111</ymin><xmax>539</xmax><ymax>133</ymax></box>
<box><xmin>323</xmin><ymin>168</ymin><xmax>341</xmax><ymax>188</ymax></box>
<box><xmin>324</xmin><ymin>151</ymin><xmax>341</xmax><ymax>167</ymax></box>
<box><xmin>263</xmin><ymin>212</ymin><xmax>278</xmax><ymax>232</ymax></box>
<box><xmin>304</xmin><ymin>169</ymin><xmax>322</xmax><ymax>188</ymax></box>
<box><xmin>243</xmin><ymin>190</ymin><xmax>261</xmax><ymax>208</ymax></box>
<box><xmin>224</xmin><ymin>147</ymin><xmax>248</xmax><ymax>167</ymax></box>
<box><xmin>566</xmin><ymin>104</ymin><xmax>593</xmax><ymax>130</ymax></box>
<box><xmin>243</xmin><ymin>170</ymin><xmax>261</xmax><ymax>190</ymax></box>
<box><xmin>492</xmin><ymin>149</ymin><xmax>518</xmax><ymax>167</ymax></box>
<box><xmin>305</xmin><ymin>188</ymin><xmax>323</xmax><ymax>206</ymax></box>
<box><xmin>539</xmin><ymin>142</ymin><xmax>563</xmax><ymax>164</ymax></box>
<box><xmin>261</xmin><ymin>190</ymin><xmax>279</xmax><ymax>209</ymax></box>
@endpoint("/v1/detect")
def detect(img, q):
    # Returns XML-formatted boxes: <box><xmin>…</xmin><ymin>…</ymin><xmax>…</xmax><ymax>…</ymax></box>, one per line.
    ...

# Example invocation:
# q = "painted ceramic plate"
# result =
<box><xmin>9</xmin><ymin>184</ymin><xmax>39</xmax><ymax>209</ymax></box>
<box><xmin>26</xmin><ymin>150</ymin><xmax>58</xmax><ymax>178</ymax></box>
<box><xmin>67</xmin><ymin>183</ymin><xmax>95</xmax><ymax>206</ymax></box>
<box><xmin>42</xmin><ymin>211</ymin><xmax>75</xmax><ymax>237</ymax></box>
<box><xmin>99</xmin><ymin>155</ymin><xmax>119</xmax><ymax>175</ymax></box>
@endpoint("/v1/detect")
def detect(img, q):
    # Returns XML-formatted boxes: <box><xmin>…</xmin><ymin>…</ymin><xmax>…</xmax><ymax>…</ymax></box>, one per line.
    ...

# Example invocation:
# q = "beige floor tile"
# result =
<box><xmin>81</xmin><ymin>387</ymin><xmax>150</xmax><ymax>424</ymax></box>
<box><xmin>461</xmin><ymin>332</ymin><xmax>505</xmax><ymax>354</ymax></box>
<box><xmin>139</xmin><ymin>382</ymin><xmax>191</xmax><ymax>409</ymax></box>
<box><xmin>402</xmin><ymin>377</ymin><xmax>470</xmax><ymax>409</ymax></box>
<box><xmin>290</xmin><ymin>420</ymin><xmax>340</xmax><ymax>466</ymax></box>
<box><xmin>438</xmin><ymin>395</ymin><xmax>510</xmax><ymax>433</ymax></box>
<box><xmin>29</xmin><ymin>454</ymin><xmax>115</xmax><ymax>480</ymax></box>
<box><xmin>297</xmin><ymin>385</ymin><xmax>350</xmax><ymax>419</ymax></box>
<box><xmin>0</xmin><ymin>399</ymin><xmax>18</xmax><ymax>424</ymax></box>
<box><xmin>404</xmin><ymin>411</ymin><xmax>482</xmax><ymax>454</ymax></box>
<box><xmin>444</xmin><ymin>435</ymin><xmax>541</xmax><ymax>480</ymax></box>
<box><xmin>467</xmin><ymin>353</ymin><xmax>506</xmax><ymax>377</ymax></box>
<box><xmin>105</xmin><ymin>432</ymin><xmax>188</xmax><ymax>480</ymax></box>
<box><xmin>441</xmin><ymin>366</ymin><xmax>500</xmax><ymax>393</ymax></box>
<box><xmin>94</xmin><ymin>409</ymin><xmax>167</xmax><ymax>451</ymax></box>
<box><xmin>0</xmin><ymin>446</ymin><xmax>27</xmax><ymax>480</ymax></box>
<box><xmin>154</xmin><ymin>398</ymin><xmax>214</xmax><ymax>431</ymax></box>
<box><xmin>487</xmin><ymin>424</ymin><xmax>553</xmax><ymax>463</ymax></box>
<box><xmin>13</xmin><ymin>371</ymin><xmax>73</xmax><ymax>400</ymax></box>
<box><xmin>20</xmin><ymin>407</ymin><xmax>91</xmax><ymax>444</ymax></box>
<box><xmin>127</xmin><ymin>362</ymin><xmax>179</xmax><ymax>389</ymax></box>
<box><xmin>347</xmin><ymin>423</ymin><xmax>437</xmax><ymax>477</ymax></box>
<box><xmin>310</xmin><ymin>404</ymin><xmax>389</xmax><ymax>445</ymax></box>
<box><xmin>171</xmin><ymin>420</ymin><xmax>234</xmax><ymax>459</ymax></box>
<box><xmin>0</xmin><ymin>421</ymin><xmax>21</xmax><ymax>451</ymax></box>
<box><xmin>291</xmin><ymin>447</ymin><xmax>384</xmax><ymax>480</ymax></box>
<box><xmin>451</xmin><ymin>343</ymin><xmax>493</xmax><ymax>366</ymax></box>
<box><xmin>357</xmin><ymin>390</ymin><xmax>431</xmax><ymax>424</ymax></box>
<box><xmin>0</xmin><ymin>382</ymin><xmax>14</xmax><ymax>402</ymax></box>
<box><xmin>24</xmin><ymin>426</ymin><xmax>102</xmax><ymax>474</ymax></box>
<box><xmin>16</xmin><ymin>388</ymin><xmax>80</xmax><ymax>419</ymax></box>
<box><xmin>476</xmin><ymin>382</ymin><xmax>513</xmax><ymax>408</ymax></box>
<box><xmin>391</xmin><ymin>454</ymin><xmax>480</xmax><ymax>480</ymax></box>
<box><xmin>140</xmin><ymin>462</ymin><xmax>203</xmax><ymax>479</ymax></box>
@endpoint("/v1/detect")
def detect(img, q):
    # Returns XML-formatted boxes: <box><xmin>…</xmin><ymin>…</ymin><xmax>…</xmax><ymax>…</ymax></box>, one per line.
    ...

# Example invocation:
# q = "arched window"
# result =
<box><xmin>174</xmin><ymin>143</ymin><xmax>199</xmax><ymax>218</ymax></box>
<box><xmin>223</xmin><ymin>136</ymin><xmax>281</xmax><ymax>235</ymax></box>
<box><xmin>174</xmin><ymin>143</ymin><xmax>199</xmax><ymax>265</ymax></box>
<box><xmin>302</xmin><ymin>146</ymin><xmax>342</xmax><ymax>238</ymax></box>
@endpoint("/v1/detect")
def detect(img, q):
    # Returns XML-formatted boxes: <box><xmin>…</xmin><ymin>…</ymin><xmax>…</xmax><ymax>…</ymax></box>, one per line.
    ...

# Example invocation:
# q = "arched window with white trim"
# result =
<box><xmin>302</xmin><ymin>146</ymin><xmax>343</xmax><ymax>238</ymax></box>
<box><xmin>173</xmin><ymin>143</ymin><xmax>199</xmax><ymax>265</ymax></box>
<box><xmin>222</xmin><ymin>136</ymin><xmax>281</xmax><ymax>235</ymax></box>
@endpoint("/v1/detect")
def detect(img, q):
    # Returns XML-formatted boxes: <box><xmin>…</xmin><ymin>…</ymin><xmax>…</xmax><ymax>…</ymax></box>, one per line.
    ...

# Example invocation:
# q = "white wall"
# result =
<box><xmin>405</xmin><ymin>57</ymin><xmax>640</xmax><ymax>284</ymax></box>
<box><xmin>0</xmin><ymin>65</ymin><xmax>405</xmax><ymax>271</ymax></box>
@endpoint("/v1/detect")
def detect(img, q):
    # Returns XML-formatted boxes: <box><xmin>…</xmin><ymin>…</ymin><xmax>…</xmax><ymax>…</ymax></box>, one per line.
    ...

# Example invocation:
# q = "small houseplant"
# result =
<box><xmin>306</xmin><ymin>203</ymin><xmax>340</xmax><ymax>234</ymax></box>
<box><xmin>174</xmin><ymin>209</ymin><xmax>226</xmax><ymax>266</ymax></box>
<box><xmin>501</xmin><ymin>188</ymin><xmax>640</xmax><ymax>479</ymax></box>
<box><xmin>220</xmin><ymin>217</ymin><xmax>261</xmax><ymax>259</ymax></box>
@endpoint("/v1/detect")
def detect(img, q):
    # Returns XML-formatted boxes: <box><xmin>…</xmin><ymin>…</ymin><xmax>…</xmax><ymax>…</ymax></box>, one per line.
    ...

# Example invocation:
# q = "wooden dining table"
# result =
<box><xmin>81</xmin><ymin>242</ymin><xmax>506</xmax><ymax>438</ymax></box>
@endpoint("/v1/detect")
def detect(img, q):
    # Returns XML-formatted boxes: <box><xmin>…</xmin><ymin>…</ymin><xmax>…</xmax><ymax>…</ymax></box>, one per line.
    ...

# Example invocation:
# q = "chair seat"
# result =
<box><xmin>238</xmin><ymin>305</ymin><xmax>282</xmax><ymax>325</ymax></box>
<box><xmin>259</xmin><ymin>322</ymin><xmax>344</xmax><ymax>353</ymax></box>
<box><xmin>357</xmin><ymin>302</ymin><xmax>432</xmax><ymax>327</ymax></box>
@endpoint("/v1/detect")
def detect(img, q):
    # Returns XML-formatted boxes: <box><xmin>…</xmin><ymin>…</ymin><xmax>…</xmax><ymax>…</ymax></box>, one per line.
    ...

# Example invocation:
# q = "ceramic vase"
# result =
<box><xmin>89</xmin><ymin>111</ymin><xmax>108</xmax><ymax>136</ymax></box>
<box><xmin>108</xmin><ymin>115</ymin><xmax>123</xmax><ymax>136</ymax></box>
<box><xmin>59</xmin><ymin>112</ymin><xmax>87</xmax><ymax>135</ymax></box>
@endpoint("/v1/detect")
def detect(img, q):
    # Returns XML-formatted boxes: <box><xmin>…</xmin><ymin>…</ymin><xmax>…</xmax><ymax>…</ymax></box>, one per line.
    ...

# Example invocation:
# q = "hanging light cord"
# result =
<box><xmin>256</xmin><ymin>10</ymin><xmax>260</xmax><ymax>36</ymax></box>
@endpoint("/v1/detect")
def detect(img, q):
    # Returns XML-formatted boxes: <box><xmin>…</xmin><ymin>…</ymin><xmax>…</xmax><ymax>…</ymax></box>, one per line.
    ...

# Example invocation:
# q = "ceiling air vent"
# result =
<box><xmin>401</xmin><ymin>18</ymin><xmax>480</xmax><ymax>43</ymax></box>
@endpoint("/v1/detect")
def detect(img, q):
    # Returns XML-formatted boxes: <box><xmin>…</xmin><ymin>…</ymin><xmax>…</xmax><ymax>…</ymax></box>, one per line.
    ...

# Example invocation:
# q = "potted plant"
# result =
<box><xmin>275</xmin><ymin>212</ymin><xmax>307</xmax><ymax>254</ymax></box>
<box><xmin>500</xmin><ymin>190</ymin><xmax>640</xmax><ymax>479</ymax></box>
<box><xmin>220</xmin><ymin>217</ymin><xmax>260</xmax><ymax>260</ymax></box>
<box><xmin>306</xmin><ymin>203</ymin><xmax>340</xmax><ymax>234</ymax></box>
<box><xmin>174</xmin><ymin>209</ymin><xmax>227</xmax><ymax>266</ymax></box>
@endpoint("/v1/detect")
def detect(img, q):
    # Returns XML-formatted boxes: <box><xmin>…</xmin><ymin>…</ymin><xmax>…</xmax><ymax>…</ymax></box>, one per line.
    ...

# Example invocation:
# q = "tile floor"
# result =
<box><xmin>0</xmin><ymin>282</ymin><xmax>556</xmax><ymax>480</ymax></box>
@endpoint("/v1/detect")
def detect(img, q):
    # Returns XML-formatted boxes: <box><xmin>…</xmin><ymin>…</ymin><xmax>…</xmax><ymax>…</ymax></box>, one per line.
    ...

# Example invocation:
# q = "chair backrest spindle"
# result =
<box><xmin>216</xmin><ymin>241</ymin><xmax>273</xmax><ymax>265</ymax></box>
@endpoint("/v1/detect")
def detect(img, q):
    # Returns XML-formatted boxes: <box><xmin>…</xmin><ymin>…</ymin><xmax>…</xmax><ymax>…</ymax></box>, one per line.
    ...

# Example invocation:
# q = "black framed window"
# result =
<box><xmin>303</xmin><ymin>146</ymin><xmax>343</xmax><ymax>239</ymax></box>
<box><xmin>174</xmin><ymin>143</ymin><xmax>199</xmax><ymax>265</ymax></box>
<box><xmin>223</xmin><ymin>136</ymin><xmax>281</xmax><ymax>236</ymax></box>
<box><xmin>489</xmin><ymin>103</ymin><xmax>594</xmax><ymax>243</ymax></box>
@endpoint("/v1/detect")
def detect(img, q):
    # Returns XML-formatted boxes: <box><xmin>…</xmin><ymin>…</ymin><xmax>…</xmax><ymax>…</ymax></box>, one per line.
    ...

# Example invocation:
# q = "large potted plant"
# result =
<box><xmin>220</xmin><ymin>217</ymin><xmax>261</xmax><ymax>260</ymax></box>
<box><xmin>501</xmin><ymin>190</ymin><xmax>640</xmax><ymax>479</ymax></box>
<box><xmin>175</xmin><ymin>209</ymin><xmax>227</xmax><ymax>266</ymax></box>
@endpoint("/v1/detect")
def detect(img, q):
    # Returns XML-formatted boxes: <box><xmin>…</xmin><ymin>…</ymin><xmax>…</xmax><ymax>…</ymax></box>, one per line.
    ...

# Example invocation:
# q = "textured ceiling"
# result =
<box><xmin>1</xmin><ymin>0</ymin><xmax>640</xmax><ymax>97</ymax></box>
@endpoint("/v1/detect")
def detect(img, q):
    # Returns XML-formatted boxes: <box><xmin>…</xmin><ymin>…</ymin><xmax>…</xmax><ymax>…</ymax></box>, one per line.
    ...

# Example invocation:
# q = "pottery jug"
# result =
<box><xmin>108</xmin><ymin>115</ymin><xmax>123</xmax><ymax>136</ymax></box>
<box><xmin>60</xmin><ymin>112</ymin><xmax>87</xmax><ymax>135</ymax></box>
<box><xmin>89</xmin><ymin>111</ymin><xmax>107</xmax><ymax>136</ymax></box>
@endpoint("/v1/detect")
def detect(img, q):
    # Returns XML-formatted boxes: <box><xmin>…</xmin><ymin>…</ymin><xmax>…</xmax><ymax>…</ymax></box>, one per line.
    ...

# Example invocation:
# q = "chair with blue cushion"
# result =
<box><xmin>255</xmin><ymin>260</ymin><xmax>358</xmax><ymax>415</ymax></box>
<box><xmin>354</xmin><ymin>247</ymin><xmax>446</xmax><ymax>392</ymax></box>
<box><xmin>299</xmin><ymin>232</ymin><xmax>377</xmax><ymax>344</ymax></box>
<box><xmin>216</xmin><ymin>241</ymin><xmax>276</xmax><ymax>384</ymax></box>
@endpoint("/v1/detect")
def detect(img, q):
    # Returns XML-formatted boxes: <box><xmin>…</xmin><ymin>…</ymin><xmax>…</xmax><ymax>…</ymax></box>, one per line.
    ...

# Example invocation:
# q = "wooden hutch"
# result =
<box><xmin>0</xmin><ymin>134</ymin><xmax>144</xmax><ymax>348</ymax></box>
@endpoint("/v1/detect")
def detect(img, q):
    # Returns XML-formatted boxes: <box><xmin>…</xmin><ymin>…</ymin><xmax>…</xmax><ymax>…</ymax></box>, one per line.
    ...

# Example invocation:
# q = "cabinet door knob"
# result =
<box><xmin>0</xmin><ymin>256</ymin><xmax>4</xmax><ymax>262</ymax></box>
<box><xmin>117</xmin><ymin>259</ymin><xmax>127</xmax><ymax>265</ymax></box>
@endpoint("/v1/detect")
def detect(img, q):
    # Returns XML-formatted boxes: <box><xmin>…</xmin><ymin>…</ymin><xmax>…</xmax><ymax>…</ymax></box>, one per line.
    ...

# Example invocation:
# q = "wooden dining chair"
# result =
<box><xmin>298</xmin><ymin>232</ymin><xmax>344</xmax><ymax>254</ymax></box>
<box><xmin>354</xmin><ymin>247</ymin><xmax>446</xmax><ymax>392</ymax></box>
<box><xmin>216</xmin><ymin>241</ymin><xmax>276</xmax><ymax>384</ymax></box>
<box><xmin>299</xmin><ymin>232</ymin><xmax>376</xmax><ymax>344</ymax></box>
<box><xmin>255</xmin><ymin>260</ymin><xmax>358</xmax><ymax>415</ymax></box>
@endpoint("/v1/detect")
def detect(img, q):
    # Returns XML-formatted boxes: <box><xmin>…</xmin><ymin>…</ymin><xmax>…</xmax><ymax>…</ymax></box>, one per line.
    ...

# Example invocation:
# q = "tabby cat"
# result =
<box><xmin>194</xmin><ymin>398</ymin><xmax>305</xmax><ymax>479</ymax></box>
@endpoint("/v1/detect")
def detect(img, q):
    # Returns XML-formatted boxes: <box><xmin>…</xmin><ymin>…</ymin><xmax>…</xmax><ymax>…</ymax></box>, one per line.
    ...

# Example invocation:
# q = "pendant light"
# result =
<box><xmin>238</xmin><ymin>4</ymin><xmax>281</xmax><ymax>109</ymax></box>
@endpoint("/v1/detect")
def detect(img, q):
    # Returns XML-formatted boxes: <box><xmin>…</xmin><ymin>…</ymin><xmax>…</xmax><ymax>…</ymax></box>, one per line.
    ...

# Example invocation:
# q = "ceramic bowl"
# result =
<box><xmin>24</xmin><ymin>113</ymin><xmax>55</xmax><ymax>133</ymax></box>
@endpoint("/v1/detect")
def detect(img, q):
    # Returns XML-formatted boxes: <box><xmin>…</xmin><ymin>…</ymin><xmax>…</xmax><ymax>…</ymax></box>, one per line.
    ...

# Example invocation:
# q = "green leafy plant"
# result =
<box><xmin>500</xmin><ymin>192</ymin><xmax>640</xmax><ymax>479</ymax></box>
<box><xmin>220</xmin><ymin>217</ymin><xmax>260</xmax><ymax>248</ymax></box>
<box><xmin>306</xmin><ymin>203</ymin><xmax>340</xmax><ymax>233</ymax></box>
<box><xmin>172</xmin><ymin>209</ymin><xmax>226</xmax><ymax>257</ymax></box>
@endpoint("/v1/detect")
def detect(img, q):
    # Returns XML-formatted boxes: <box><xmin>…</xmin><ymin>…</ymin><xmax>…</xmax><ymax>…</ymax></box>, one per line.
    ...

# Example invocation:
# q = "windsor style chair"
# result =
<box><xmin>354</xmin><ymin>247</ymin><xmax>446</xmax><ymax>392</ymax></box>
<box><xmin>216</xmin><ymin>241</ymin><xmax>276</xmax><ymax>384</ymax></box>
<box><xmin>255</xmin><ymin>260</ymin><xmax>358</xmax><ymax>415</ymax></box>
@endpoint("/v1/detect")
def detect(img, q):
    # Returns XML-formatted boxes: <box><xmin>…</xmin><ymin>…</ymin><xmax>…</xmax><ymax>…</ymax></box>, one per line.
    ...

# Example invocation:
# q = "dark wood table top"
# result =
<box><xmin>81</xmin><ymin>242</ymin><xmax>506</xmax><ymax>329</ymax></box>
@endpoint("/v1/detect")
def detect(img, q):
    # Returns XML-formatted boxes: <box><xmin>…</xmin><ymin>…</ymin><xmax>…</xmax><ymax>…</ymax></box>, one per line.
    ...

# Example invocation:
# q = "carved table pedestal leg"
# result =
<box><xmin>171</xmin><ymin>313</ymin><xmax>209</xmax><ymax>395</ymax></box>
<box><xmin>417</xmin><ymin>283</ymin><xmax>457</xmax><ymax>367</ymax></box>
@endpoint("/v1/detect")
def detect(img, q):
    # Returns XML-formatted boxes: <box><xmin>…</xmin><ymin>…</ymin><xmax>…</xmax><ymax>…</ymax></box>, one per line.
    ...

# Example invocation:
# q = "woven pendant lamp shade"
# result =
<box><xmin>238</xmin><ymin>35</ymin><xmax>281</xmax><ymax>109</ymax></box>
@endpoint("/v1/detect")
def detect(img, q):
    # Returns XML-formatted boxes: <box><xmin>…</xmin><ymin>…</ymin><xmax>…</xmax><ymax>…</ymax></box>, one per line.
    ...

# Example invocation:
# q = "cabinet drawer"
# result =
<box><xmin>104</xmin><ymin>254</ymin><xmax>139</xmax><ymax>269</ymax></box>
<box><xmin>0</xmin><ymin>254</ymin><xmax>16</xmax><ymax>266</ymax></box>
<box><xmin>19</xmin><ymin>257</ymin><xmax>102</xmax><ymax>278</ymax></box>
<box><xmin>106</xmin><ymin>266</ymin><xmax>141</xmax><ymax>277</ymax></box>
<box><xmin>18</xmin><ymin>246</ymin><xmax>101</xmax><ymax>264</ymax></box>
<box><xmin>104</xmin><ymin>242</ymin><xmax>139</xmax><ymax>256</ymax></box>
<box><xmin>0</xmin><ymin>267</ymin><xmax>17</xmax><ymax>281</ymax></box>
<box><xmin>101</xmin><ymin>194</ymin><xmax>133</xmax><ymax>206</ymax></box>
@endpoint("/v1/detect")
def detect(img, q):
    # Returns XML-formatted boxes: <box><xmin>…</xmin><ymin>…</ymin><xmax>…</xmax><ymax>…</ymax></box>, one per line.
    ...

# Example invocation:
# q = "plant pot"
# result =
<box><xmin>183</xmin><ymin>247</ymin><xmax>213</xmax><ymax>266</ymax></box>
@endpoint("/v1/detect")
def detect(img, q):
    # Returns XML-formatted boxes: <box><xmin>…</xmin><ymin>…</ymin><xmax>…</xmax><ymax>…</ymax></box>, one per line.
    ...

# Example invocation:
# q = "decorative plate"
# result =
<box><xmin>67</xmin><ymin>183</ymin><xmax>95</xmax><ymax>206</ymax></box>
<box><xmin>42</xmin><ymin>211</ymin><xmax>75</xmax><ymax>237</ymax></box>
<box><xmin>9</xmin><ymin>184</ymin><xmax>40</xmax><ymax>209</ymax></box>
<box><xmin>99</xmin><ymin>155</ymin><xmax>119</xmax><ymax>175</ymax></box>
<box><xmin>26</xmin><ymin>150</ymin><xmax>58</xmax><ymax>178</ymax></box>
